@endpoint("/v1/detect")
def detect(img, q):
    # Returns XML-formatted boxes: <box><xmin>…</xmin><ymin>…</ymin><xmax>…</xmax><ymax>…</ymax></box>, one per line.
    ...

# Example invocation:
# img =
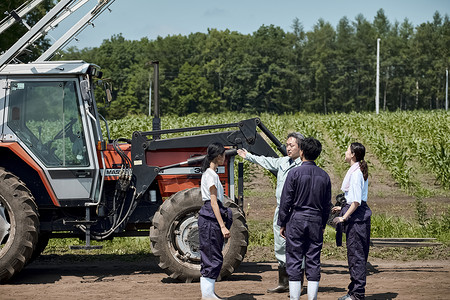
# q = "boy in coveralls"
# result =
<box><xmin>279</xmin><ymin>137</ymin><xmax>331</xmax><ymax>300</ymax></box>
<box><xmin>198</xmin><ymin>142</ymin><xmax>232</xmax><ymax>300</ymax></box>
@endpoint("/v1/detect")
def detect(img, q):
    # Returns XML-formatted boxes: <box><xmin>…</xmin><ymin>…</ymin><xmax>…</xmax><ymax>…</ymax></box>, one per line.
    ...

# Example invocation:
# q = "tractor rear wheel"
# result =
<box><xmin>150</xmin><ymin>188</ymin><xmax>248</xmax><ymax>283</ymax></box>
<box><xmin>0</xmin><ymin>168</ymin><xmax>39</xmax><ymax>282</ymax></box>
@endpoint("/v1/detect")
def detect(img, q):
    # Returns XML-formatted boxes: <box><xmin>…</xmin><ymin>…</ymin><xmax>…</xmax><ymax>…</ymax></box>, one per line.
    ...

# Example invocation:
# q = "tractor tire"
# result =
<box><xmin>28</xmin><ymin>232</ymin><xmax>50</xmax><ymax>265</ymax></box>
<box><xmin>150</xmin><ymin>188</ymin><xmax>248</xmax><ymax>283</ymax></box>
<box><xmin>0</xmin><ymin>168</ymin><xmax>39</xmax><ymax>282</ymax></box>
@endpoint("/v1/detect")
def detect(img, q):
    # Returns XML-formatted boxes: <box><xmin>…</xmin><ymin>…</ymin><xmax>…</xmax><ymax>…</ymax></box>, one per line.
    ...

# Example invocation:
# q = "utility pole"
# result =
<box><xmin>376</xmin><ymin>38</ymin><xmax>381</xmax><ymax>114</ymax></box>
<box><xmin>446</xmin><ymin>68</ymin><xmax>448</xmax><ymax>111</ymax></box>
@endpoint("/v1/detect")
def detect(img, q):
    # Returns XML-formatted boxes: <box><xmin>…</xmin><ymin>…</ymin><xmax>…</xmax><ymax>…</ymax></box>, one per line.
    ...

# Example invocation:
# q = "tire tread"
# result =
<box><xmin>0</xmin><ymin>167</ymin><xmax>39</xmax><ymax>283</ymax></box>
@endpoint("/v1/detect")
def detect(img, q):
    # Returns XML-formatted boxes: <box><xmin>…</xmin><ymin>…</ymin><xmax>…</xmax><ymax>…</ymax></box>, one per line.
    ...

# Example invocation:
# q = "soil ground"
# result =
<box><xmin>1</xmin><ymin>164</ymin><xmax>449</xmax><ymax>299</ymax></box>
<box><xmin>1</xmin><ymin>257</ymin><xmax>449</xmax><ymax>300</ymax></box>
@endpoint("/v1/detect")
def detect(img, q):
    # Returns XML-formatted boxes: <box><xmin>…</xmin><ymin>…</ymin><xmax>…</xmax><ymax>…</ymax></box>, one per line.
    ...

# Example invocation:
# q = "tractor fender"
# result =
<box><xmin>0</xmin><ymin>143</ymin><xmax>60</xmax><ymax>207</ymax></box>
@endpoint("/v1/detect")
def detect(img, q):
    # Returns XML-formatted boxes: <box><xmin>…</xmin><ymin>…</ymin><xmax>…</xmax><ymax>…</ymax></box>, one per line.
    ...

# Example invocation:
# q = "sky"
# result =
<box><xmin>49</xmin><ymin>0</ymin><xmax>450</xmax><ymax>50</ymax></box>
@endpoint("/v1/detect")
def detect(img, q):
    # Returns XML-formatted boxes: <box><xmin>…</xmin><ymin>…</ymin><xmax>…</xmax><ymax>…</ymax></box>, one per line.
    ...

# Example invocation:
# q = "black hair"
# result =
<box><xmin>300</xmin><ymin>137</ymin><xmax>322</xmax><ymax>161</ymax></box>
<box><xmin>201</xmin><ymin>142</ymin><xmax>226</xmax><ymax>172</ymax></box>
<box><xmin>287</xmin><ymin>132</ymin><xmax>305</xmax><ymax>147</ymax></box>
<box><xmin>350</xmin><ymin>142</ymin><xmax>368</xmax><ymax>180</ymax></box>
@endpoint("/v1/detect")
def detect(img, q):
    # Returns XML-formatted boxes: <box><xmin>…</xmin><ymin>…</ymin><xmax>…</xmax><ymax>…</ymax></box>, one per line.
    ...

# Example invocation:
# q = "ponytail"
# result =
<box><xmin>360</xmin><ymin>160</ymin><xmax>368</xmax><ymax>181</ymax></box>
<box><xmin>350</xmin><ymin>142</ymin><xmax>369</xmax><ymax>181</ymax></box>
<box><xmin>201</xmin><ymin>156</ymin><xmax>211</xmax><ymax>172</ymax></box>
<box><xmin>201</xmin><ymin>142</ymin><xmax>225</xmax><ymax>172</ymax></box>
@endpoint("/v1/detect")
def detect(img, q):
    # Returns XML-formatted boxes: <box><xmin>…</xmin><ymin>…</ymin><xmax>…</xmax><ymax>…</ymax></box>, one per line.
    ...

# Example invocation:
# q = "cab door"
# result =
<box><xmin>4</xmin><ymin>79</ymin><xmax>99</xmax><ymax>206</ymax></box>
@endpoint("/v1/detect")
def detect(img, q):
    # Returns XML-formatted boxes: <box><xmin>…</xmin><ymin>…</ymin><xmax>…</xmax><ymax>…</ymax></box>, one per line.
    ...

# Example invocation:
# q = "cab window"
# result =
<box><xmin>7</xmin><ymin>81</ymin><xmax>89</xmax><ymax>167</ymax></box>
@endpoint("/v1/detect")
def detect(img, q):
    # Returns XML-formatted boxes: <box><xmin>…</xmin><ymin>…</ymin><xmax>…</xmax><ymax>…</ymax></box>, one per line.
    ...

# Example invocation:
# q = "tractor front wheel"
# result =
<box><xmin>150</xmin><ymin>188</ymin><xmax>248</xmax><ymax>283</ymax></box>
<box><xmin>0</xmin><ymin>168</ymin><xmax>39</xmax><ymax>282</ymax></box>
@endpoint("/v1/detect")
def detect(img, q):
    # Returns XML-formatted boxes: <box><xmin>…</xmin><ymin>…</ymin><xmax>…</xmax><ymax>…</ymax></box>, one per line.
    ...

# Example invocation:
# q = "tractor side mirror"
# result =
<box><xmin>105</xmin><ymin>81</ymin><xmax>113</xmax><ymax>103</ymax></box>
<box><xmin>106</xmin><ymin>88</ymin><xmax>112</xmax><ymax>103</ymax></box>
<box><xmin>94</xmin><ymin>79</ymin><xmax>113</xmax><ymax>104</ymax></box>
<box><xmin>80</xmin><ymin>80</ymin><xmax>91</xmax><ymax>102</ymax></box>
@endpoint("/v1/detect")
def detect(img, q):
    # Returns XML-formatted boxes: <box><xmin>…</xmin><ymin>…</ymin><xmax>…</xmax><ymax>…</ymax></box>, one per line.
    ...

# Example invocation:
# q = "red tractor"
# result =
<box><xmin>0</xmin><ymin>59</ymin><xmax>286</xmax><ymax>282</ymax></box>
<box><xmin>0</xmin><ymin>0</ymin><xmax>286</xmax><ymax>283</ymax></box>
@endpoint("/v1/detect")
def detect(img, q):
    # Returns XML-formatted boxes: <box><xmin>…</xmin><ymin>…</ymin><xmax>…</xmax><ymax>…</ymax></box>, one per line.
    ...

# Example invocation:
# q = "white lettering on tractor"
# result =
<box><xmin>105</xmin><ymin>169</ymin><xmax>121</xmax><ymax>176</ymax></box>
<box><xmin>105</xmin><ymin>166</ymin><xmax>225</xmax><ymax>177</ymax></box>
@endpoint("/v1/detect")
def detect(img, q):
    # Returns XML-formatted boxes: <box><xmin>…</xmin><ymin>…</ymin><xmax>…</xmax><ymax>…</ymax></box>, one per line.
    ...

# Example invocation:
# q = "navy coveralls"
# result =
<box><xmin>198</xmin><ymin>168</ymin><xmax>232</xmax><ymax>279</ymax></box>
<box><xmin>278</xmin><ymin>161</ymin><xmax>331</xmax><ymax>282</ymax></box>
<box><xmin>336</xmin><ymin>201</ymin><xmax>371</xmax><ymax>300</ymax></box>
<box><xmin>198</xmin><ymin>200</ymin><xmax>232</xmax><ymax>279</ymax></box>
<box><xmin>336</xmin><ymin>167</ymin><xmax>371</xmax><ymax>300</ymax></box>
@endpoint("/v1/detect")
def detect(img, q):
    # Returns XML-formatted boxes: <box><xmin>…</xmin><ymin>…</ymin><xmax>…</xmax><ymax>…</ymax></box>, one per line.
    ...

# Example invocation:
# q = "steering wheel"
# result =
<box><xmin>53</xmin><ymin>118</ymin><xmax>78</xmax><ymax>141</ymax></box>
<box><xmin>40</xmin><ymin>118</ymin><xmax>79</xmax><ymax>165</ymax></box>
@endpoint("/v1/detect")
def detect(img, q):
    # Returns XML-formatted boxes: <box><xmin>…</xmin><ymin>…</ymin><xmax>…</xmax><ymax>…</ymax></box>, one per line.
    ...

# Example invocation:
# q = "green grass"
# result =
<box><xmin>44</xmin><ymin>237</ymin><xmax>151</xmax><ymax>257</ymax></box>
<box><xmin>247</xmin><ymin>219</ymin><xmax>274</xmax><ymax>249</ymax></box>
<box><xmin>371</xmin><ymin>213</ymin><xmax>450</xmax><ymax>242</ymax></box>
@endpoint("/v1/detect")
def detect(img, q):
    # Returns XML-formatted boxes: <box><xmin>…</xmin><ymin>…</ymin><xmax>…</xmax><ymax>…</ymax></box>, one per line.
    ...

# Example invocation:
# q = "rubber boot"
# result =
<box><xmin>307</xmin><ymin>280</ymin><xmax>319</xmax><ymax>300</ymax></box>
<box><xmin>267</xmin><ymin>265</ymin><xmax>289</xmax><ymax>293</ymax></box>
<box><xmin>200</xmin><ymin>277</ymin><xmax>226</xmax><ymax>300</ymax></box>
<box><xmin>289</xmin><ymin>281</ymin><xmax>301</xmax><ymax>300</ymax></box>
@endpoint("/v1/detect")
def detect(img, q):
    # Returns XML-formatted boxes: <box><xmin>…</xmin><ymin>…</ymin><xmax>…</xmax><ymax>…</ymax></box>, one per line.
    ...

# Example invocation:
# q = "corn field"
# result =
<box><xmin>104</xmin><ymin>110</ymin><xmax>450</xmax><ymax>193</ymax></box>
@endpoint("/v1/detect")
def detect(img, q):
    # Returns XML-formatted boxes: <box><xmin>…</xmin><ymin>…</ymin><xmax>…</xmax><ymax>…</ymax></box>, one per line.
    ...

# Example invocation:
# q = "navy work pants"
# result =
<box><xmin>198</xmin><ymin>201</ymin><xmax>232</xmax><ymax>279</ymax></box>
<box><xmin>346</xmin><ymin>220</ymin><xmax>371</xmax><ymax>300</ymax></box>
<box><xmin>286</xmin><ymin>212</ymin><xmax>323</xmax><ymax>282</ymax></box>
<box><xmin>198</xmin><ymin>213</ymin><xmax>224</xmax><ymax>279</ymax></box>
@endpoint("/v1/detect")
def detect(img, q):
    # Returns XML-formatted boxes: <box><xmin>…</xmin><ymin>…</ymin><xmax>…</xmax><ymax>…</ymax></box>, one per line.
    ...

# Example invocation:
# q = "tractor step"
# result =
<box><xmin>68</xmin><ymin>205</ymin><xmax>103</xmax><ymax>250</ymax></box>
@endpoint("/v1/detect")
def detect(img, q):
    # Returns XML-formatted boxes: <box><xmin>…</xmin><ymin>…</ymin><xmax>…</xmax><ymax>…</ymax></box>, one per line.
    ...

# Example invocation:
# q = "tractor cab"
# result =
<box><xmin>0</xmin><ymin>61</ymin><xmax>105</xmax><ymax>206</ymax></box>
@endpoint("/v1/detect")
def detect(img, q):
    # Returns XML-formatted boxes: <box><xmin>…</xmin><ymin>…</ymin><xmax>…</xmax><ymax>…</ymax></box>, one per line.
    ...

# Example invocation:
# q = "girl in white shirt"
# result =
<box><xmin>333</xmin><ymin>143</ymin><xmax>372</xmax><ymax>300</ymax></box>
<box><xmin>198</xmin><ymin>142</ymin><xmax>232</xmax><ymax>300</ymax></box>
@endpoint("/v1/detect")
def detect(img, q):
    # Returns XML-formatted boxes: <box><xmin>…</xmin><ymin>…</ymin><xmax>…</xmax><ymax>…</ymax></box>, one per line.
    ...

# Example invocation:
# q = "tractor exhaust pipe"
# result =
<box><xmin>152</xmin><ymin>61</ymin><xmax>160</xmax><ymax>139</ymax></box>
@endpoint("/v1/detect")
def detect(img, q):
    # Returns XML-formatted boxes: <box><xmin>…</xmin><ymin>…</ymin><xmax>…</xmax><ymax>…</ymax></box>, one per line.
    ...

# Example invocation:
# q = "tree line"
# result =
<box><xmin>1</xmin><ymin>2</ymin><xmax>449</xmax><ymax>119</ymax></box>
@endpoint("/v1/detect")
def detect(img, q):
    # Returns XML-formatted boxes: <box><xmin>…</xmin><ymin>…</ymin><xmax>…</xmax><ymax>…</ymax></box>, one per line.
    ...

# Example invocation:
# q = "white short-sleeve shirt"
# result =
<box><xmin>344</xmin><ymin>169</ymin><xmax>368</xmax><ymax>204</ymax></box>
<box><xmin>201</xmin><ymin>168</ymin><xmax>224</xmax><ymax>203</ymax></box>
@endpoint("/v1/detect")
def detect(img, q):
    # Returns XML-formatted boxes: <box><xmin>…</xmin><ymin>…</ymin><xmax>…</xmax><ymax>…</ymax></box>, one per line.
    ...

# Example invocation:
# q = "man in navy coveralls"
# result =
<box><xmin>279</xmin><ymin>137</ymin><xmax>331</xmax><ymax>300</ymax></box>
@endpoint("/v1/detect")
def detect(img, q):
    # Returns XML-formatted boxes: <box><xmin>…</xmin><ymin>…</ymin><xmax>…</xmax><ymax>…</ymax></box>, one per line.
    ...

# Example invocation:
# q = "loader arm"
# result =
<box><xmin>0</xmin><ymin>0</ymin><xmax>115</xmax><ymax>68</ymax></box>
<box><xmin>129</xmin><ymin>118</ymin><xmax>284</xmax><ymax>198</ymax></box>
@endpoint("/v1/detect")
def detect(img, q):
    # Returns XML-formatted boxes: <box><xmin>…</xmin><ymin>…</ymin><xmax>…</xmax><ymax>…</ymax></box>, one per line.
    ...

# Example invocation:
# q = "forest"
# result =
<box><xmin>1</xmin><ymin>1</ymin><xmax>449</xmax><ymax>119</ymax></box>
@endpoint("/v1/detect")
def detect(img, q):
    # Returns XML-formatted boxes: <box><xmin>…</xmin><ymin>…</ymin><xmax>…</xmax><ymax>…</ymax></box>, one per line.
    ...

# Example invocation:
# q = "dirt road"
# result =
<box><xmin>1</xmin><ymin>255</ymin><xmax>449</xmax><ymax>300</ymax></box>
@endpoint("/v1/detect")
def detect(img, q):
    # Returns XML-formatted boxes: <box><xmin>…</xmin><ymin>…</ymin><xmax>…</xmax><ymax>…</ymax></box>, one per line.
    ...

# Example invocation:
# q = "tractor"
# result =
<box><xmin>0</xmin><ymin>0</ymin><xmax>287</xmax><ymax>283</ymax></box>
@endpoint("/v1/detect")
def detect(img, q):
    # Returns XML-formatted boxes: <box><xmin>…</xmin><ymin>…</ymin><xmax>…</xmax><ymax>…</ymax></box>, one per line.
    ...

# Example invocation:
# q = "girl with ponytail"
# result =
<box><xmin>198</xmin><ymin>142</ymin><xmax>231</xmax><ymax>300</ymax></box>
<box><xmin>333</xmin><ymin>142</ymin><xmax>372</xmax><ymax>300</ymax></box>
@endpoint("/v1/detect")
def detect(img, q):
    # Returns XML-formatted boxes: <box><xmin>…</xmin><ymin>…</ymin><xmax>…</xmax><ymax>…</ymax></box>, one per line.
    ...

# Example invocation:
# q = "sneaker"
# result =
<box><xmin>337</xmin><ymin>295</ymin><xmax>352</xmax><ymax>300</ymax></box>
